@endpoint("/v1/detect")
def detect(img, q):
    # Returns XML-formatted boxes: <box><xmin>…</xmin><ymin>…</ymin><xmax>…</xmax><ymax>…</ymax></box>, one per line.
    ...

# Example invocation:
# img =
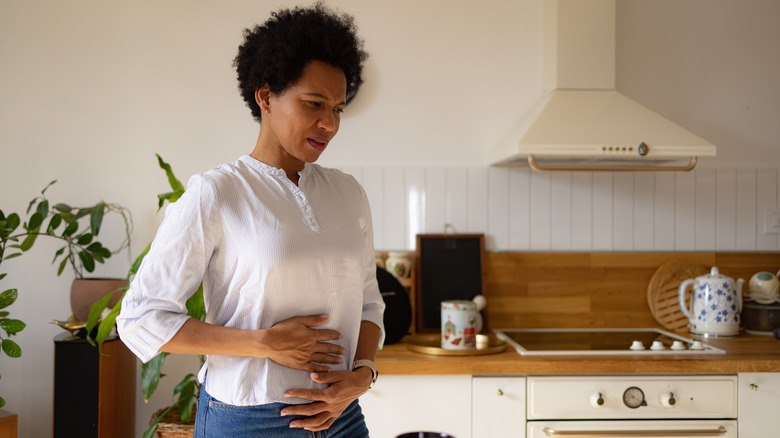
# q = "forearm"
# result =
<box><xmin>160</xmin><ymin>318</ymin><xmax>264</xmax><ymax>357</ymax></box>
<box><xmin>354</xmin><ymin>320</ymin><xmax>381</xmax><ymax>362</ymax></box>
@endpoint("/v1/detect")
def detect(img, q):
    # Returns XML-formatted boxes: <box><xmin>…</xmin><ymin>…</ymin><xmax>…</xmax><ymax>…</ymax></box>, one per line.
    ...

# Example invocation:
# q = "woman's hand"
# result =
<box><xmin>280</xmin><ymin>367</ymin><xmax>373</xmax><ymax>431</ymax></box>
<box><xmin>261</xmin><ymin>314</ymin><xmax>345</xmax><ymax>373</ymax></box>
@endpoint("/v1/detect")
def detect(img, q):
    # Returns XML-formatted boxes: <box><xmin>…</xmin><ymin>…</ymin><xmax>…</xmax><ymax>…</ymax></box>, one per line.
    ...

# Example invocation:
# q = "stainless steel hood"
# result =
<box><xmin>490</xmin><ymin>0</ymin><xmax>716</xmax><ymax>171</ymax></box>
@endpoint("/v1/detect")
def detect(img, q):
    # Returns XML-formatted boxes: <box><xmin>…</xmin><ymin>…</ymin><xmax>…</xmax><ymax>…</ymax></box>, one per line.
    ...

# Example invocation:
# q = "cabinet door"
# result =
<box><xmin>360</xmin><ymin>375</ymin><xmax>472</xmax><ymax>438</ymax></box>
<box><xmin>472</xmin><ymin>376</ymin><xmax>526</xmax><ymax>438</ymax></box>
<box><xmin>738</xmin><ymin>372</ymin><xmax>780</xmax><ymax>437</ymax></box>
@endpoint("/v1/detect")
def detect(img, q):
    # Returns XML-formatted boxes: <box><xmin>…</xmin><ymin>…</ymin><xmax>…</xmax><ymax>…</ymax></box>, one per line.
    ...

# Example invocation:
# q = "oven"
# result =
<box><xmin>526</xmin><ymin>375</ymin><xmax>737</xmax><ymax>438</ymax></box>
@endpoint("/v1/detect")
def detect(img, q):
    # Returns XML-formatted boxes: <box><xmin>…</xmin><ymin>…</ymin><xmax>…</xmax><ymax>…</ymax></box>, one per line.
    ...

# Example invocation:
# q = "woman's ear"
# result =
<box><xmin>255</xmin><ymin>85</ymin><xmax>272</xmax><ymax>114</ymax></box>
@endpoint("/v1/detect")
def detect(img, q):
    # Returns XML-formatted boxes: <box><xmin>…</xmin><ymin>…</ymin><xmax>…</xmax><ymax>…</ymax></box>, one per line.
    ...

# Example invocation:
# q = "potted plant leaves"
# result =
<box><xmin>0</xmin><ymin>181</ymin><xmax>132</xmax><ymax>408</ymax></box>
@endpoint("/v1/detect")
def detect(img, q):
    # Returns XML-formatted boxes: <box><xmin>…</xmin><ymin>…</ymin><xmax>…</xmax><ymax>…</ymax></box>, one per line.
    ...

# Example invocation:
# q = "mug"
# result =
<box><xmin>748</xmin><ymin>271</ymin><xmax>780</xmax><ymax>303</ymax></box>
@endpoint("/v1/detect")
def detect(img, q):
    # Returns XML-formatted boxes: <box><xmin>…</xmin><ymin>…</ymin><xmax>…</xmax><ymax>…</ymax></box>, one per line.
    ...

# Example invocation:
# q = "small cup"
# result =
<box><xmin>441</xmin><ymin>300</ymin><xmax>477</xmax><ymax>350</ymax></box>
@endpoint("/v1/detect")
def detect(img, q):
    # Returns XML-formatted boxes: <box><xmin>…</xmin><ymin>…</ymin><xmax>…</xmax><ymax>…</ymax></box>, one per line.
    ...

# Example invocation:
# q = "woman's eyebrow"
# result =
<box><xmin>302</xmin><ymin>92</ymin><xmax>346</xmax><ymax>106</ymax></box>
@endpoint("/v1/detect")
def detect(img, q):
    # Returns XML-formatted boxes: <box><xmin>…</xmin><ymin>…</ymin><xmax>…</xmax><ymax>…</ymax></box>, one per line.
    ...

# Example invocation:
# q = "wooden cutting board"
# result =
<box><xmin>647</xmin><ymin>260</ymin><xmax>709</xmax><ymax>334</ymax></box>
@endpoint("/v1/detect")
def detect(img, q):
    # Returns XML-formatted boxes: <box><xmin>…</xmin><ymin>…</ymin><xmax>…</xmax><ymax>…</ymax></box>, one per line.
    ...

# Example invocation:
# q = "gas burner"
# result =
<box><xmin>493</xmin><ymin>328</ymin><xmax>725</xmax><ymax>356</ymax></box>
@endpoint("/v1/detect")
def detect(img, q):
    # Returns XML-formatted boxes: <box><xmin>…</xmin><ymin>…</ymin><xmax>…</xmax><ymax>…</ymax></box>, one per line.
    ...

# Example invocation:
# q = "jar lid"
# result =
<box><xmin>441</xmin><ymin>300</ymin><xmax>477</xmax><ymax>310</ymax></box>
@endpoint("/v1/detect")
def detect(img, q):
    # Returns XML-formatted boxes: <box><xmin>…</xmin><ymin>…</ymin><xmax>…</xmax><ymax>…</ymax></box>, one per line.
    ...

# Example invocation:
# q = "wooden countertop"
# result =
<box><xmin>376</xmin><ymin>333</ymin><xmax>780</xmax><ymax>375</ymax></box>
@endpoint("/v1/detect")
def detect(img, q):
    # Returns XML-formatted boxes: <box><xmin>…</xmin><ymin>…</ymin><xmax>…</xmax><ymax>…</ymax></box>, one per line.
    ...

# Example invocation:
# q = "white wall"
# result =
<box><xmin>0</xmin><ymin>0</ymin><xmax>778</xmax><ymax>436</ymax></box>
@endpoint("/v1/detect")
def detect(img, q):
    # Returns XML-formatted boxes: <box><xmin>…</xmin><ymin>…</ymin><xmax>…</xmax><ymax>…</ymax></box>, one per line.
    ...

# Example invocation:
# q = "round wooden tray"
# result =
<box><xmin>647</xmin><ymin>260</ymin><xmax>709</xmax><ymax>334</ymax></box>
<box><xmin>406</xmin><ymin>333</ymin><xmax>507</xmax><ymax>356</ymax></box>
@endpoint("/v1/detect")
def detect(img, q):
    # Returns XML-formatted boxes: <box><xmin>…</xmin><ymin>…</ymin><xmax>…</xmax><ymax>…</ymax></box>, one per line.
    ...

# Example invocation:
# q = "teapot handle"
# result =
<box><xmin>678</xmin><ymin>279</ymin><xmax>697</xmax><ymax>320</ymax></box>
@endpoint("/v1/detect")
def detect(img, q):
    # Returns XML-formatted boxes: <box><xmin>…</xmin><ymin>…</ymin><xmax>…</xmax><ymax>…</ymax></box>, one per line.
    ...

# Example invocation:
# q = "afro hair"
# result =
<box><xmin>233</xmin><ymin>2</ymin><xmax>367</xmax><ymax>123</ymax></box>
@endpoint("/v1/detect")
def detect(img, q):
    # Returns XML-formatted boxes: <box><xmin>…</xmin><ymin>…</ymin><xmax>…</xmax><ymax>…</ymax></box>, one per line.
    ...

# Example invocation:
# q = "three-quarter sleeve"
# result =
<box><xmin>117</xmin><ymin>174</ymin><xmax>219</xmax><ymax>363</ymax></box>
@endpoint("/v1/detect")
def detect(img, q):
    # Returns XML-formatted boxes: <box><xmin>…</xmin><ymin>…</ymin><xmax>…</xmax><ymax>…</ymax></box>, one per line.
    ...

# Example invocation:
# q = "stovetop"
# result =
<box><xmin>493</xmin><ymin>328</ymin><xmax>725</xmax><ymax>356</ymax></box>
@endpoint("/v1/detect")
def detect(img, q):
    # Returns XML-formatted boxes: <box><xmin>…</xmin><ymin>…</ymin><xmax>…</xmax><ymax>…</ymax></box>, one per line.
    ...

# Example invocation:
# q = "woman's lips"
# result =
<box><xmin>307</xmin><ymin>137</ymin><xmax>327</xmax><ymax>152</ymax></box>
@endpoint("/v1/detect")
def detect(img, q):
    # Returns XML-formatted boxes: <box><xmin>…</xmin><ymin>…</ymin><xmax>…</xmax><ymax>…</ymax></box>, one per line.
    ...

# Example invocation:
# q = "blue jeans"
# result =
<box><xmin>193</xmin><ymin>386</ymin><xmax>370</xmax><ymax>438</ymax></box>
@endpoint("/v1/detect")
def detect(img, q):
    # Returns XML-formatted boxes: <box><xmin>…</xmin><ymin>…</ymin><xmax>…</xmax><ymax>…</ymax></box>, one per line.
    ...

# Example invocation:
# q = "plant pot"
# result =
<box><xmin>70</xmin><ymin>278</ymin><xmax>127</xmax><ymax>322</ymax></box>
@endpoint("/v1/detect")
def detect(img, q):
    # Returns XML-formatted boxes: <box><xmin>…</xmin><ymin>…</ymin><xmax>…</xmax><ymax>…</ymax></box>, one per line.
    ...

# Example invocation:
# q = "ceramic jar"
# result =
<box><xmin>385</xmin><ymin>251</ymin><xmax>411</xmax><ymax>279</ymax></box>
<box><xmin>441</xmin><ymin>300</ymin><xmax>477</xmax><ymax>350</ymax></box>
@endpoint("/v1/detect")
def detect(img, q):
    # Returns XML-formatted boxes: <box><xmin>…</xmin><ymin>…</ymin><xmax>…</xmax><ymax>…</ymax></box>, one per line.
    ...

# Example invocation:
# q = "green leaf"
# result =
<box><xmin>142</xmin><ymin>353</ymin><xmax>169</xmax><ymax>401</ymax></box>
<box><xmin>78</xmin><ymin>251</ymin><xmax>95</xmax><ymax>273</ymax></box>
<box><xmin>0</xmin><ymin>274</ymin><xmax>4</xmax><ymax>281</ymax></box>
<box><xmin>90</xmin><ymin>203</ymin><xmax>105</xmax><ymax>236</ymax></box>
<box><xmin>53</xmin><ymin>203</ymin><xmax>71</xmax><ymax>214</ymax></box>
<box><xmin>0</xmin><ymin>319</ymin><xmax>25</xmax><ymax>335</ymax></box>
<box><xmin>0</xmin><ymin>289</ymin><xmax>18</xmax><ymax>310</ymax></box>
<box><xmin>3</xmin><ymin>253</ymin><xmax>22</xmax><ymax>261</ymax></box>
<box><xmin>27</xmin><ymin>211</ymin><xmax>43</xmax><ymax>231</ymax></box>
<box><xmin>157</xmin><ymin>154</ymin><xmax>184</xmax><ymax>192</ymax></box>
<box><xmin>2</xmin><ymin>339</ymin><xmax>21</xmax><ymax>358</ymax></box>
<box><xmin>72</xmin><ymin>207</ymin><xmax>92</xmax><ymax>221</ymax></box>
<box><xmin>52</xmin><ymin>246</ymin><xmax>66</xmax><ymax>264</ymax></box>
<box><xmin>26</xmin><ymin>198</ymin><xmax>37</xmax><ymax>215</ymax></box>
<box><xmin>47</xmin><ymin>214</ymin><xmax>62</xmax><ymax>233</ymax></box>
<box><xmin>20</xmin><ymin>233</ymin><xmax>37</xmax><ymax>251</ymax></box>
<box><xmin>175</xmin><ymin>377</ymin><xmax>197</xmax><ymax>423</ymax></box>
<box><xmin>143</xmin><ymin>405</ymin><xmax>174</xmax><ymax>438</ymax></box>
<box><xmin>62</xmin><ymin>220</ymin><xmax>78</xmax><ymax>237</ymax></box>
<box><xmin>0</xmin><ymin>396</ymin><xmax>5</xmax><ymax>408</ymax></box>
<box><xmin>157</xmin><ymin>191</ymin><xmax>184</xmax><ymax>211</ymax></box>
<box><xmin>85</xmin><ymin>290</ymin><xmax>116</xmax><ymax>338</ymax></box>
<box><xmin>128</xmin><ymin>243</ymin><xmax>151</xmax><ymax>280</ymax></box>
<box><xmin>0</xmin><ymin>311</ymin><xmax>9</xmax><ymax>317</ymax></box>
<box><xmin>94</xmin><ymin>300</ymin><xmax>121</xmax><ymax>347</ymax></box>
<box><xmin>77</xmin><ymin>233</ymin><xmax>93</xmax><ymax>245</ymax></box>
<box><xmin>57</xmin><ymin>257</ymin><xmax>69</xmax><ymax>276</ymax></box>
<box><xmin>41</xmin><ymin>179</ymin><xmax>57</xmax><ymax>195</ymax></box>
<box><xmin>5</xmin><ymin>213</ymin><xmax>20</xmax><ymax>232</ymax></box>
<box><xmin>186</xmin><ymin>286</ymin><xmax>206</xmax><ymax>321</ymax></box>
<box><xmin>36</xmin><ymin>199</ymin><xmax>49</xmax><ymax>218</ymax></box>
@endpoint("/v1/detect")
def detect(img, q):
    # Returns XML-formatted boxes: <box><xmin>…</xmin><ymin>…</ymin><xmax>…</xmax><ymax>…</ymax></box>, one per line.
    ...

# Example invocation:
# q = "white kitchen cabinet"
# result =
<box><xmin>360</xmin><ymin>374</ymin><xmax>472</xmax><ymax>438</ymax></box>
<box><xmin>472</xmin><ymin>376</ymin><xmax>526</xmax><ymax>438</ymax></box>
<box><xmin>738</xmin><ymin>372</ymin><xmax>780</xmax><ymax>437</ymax></box>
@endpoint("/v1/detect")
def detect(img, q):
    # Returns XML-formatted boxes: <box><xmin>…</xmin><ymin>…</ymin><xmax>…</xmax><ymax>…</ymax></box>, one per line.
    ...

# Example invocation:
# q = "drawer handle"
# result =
<box><xmin>542</xmin><ymin>425</ymin><xmax>727</xmax><ymax>437</ymax></box>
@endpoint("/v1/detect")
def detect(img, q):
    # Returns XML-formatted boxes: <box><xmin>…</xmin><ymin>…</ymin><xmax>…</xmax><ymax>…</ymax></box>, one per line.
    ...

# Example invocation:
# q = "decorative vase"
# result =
<box><xmin>385</xmin><ymin>251</ymin><xmax>412</xmax><ymax>279</ymax></box>
<box><xmin>70</xmin><ymin>278</ymin><xmax>128</xmax><ymax>322</ymax></box>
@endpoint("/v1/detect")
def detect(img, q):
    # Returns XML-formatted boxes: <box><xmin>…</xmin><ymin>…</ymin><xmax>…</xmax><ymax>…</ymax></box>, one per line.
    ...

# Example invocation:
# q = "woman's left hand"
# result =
<box><xmin>281</xmin><ymin>367</ymin><xmax>373</xmax><ymax>431</ymax></box>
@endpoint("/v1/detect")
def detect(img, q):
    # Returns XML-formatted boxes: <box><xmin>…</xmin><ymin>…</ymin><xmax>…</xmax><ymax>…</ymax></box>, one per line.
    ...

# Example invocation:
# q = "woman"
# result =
<box><xmin>116</xmin><ymin>4</ymin><xmax>385</xmax><ymax>437</ymax></box>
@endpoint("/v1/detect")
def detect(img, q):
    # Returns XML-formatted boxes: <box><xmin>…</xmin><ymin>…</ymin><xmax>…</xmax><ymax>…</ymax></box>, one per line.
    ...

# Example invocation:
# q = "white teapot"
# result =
<box><xmin>678</xmin><ymin>267</ymin><xmax>744</xmax><ymax>337</ymax></box>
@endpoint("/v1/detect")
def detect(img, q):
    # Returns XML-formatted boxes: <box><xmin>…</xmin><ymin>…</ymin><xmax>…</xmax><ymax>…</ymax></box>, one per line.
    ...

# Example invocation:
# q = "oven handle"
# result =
<box><xmin>542</xmin><ymin>426</ymin><xmax>727</xmax><ymax>437</ymax></box>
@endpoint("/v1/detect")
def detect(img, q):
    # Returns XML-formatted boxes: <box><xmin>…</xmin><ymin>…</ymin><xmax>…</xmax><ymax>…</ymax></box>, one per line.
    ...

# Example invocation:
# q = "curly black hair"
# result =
<box><xmin>233</xmin><ymin>2</ymin><xmax>367</xmax><ymax>123</ymax></box>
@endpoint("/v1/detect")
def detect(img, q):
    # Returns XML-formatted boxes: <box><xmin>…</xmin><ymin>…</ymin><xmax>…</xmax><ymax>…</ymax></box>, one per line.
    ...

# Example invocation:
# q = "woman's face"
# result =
<box><xmin>262</xmin><ymin>60</ymin><xmax>347</xmax><ymax>165</ymax></box>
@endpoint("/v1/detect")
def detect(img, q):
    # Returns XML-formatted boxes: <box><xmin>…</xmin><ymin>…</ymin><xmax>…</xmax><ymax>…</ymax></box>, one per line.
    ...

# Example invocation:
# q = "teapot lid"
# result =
<box><xmin>700</xmin><ymin>266</ymin><xmax>728</xmax><ymax>279</ymax></box>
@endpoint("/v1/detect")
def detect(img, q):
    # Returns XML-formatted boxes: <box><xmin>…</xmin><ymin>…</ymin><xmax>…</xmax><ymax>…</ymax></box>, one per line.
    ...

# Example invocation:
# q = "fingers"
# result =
<box><xmin>294</xmin><ymin>313</ymin><xmax>329</xmax><ymax>328</ymax></box>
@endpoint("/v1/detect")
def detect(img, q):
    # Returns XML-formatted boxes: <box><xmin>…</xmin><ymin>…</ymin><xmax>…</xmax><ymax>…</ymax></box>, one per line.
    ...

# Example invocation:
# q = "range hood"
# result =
<box><xmin>490</xmin><ymin>0</ymin><xmax>716</xmax><ymax>171</ymax></box>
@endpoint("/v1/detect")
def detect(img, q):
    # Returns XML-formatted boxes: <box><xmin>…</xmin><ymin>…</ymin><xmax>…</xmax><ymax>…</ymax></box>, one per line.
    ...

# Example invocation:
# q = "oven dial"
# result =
<box><xmin>661</xmin><ymin>392</ymin><xmax>677</xmax><ymax>408</ymax></box>
<box><xmin>590</xmin><ymin>392</ymin><xmax>605</xmax><ymax>408</ymax></box>
<box><xmin>622</xmin><ymin>386</ymin><xmax>647</xmax><ymax>409</ymax></box>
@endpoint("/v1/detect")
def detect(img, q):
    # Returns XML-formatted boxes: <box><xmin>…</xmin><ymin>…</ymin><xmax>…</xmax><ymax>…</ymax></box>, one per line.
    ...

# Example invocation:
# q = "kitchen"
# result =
<box><xmin>1</xmin><ymin>0</ymin><xmax>779</xmax><ymax>437</ymax></box>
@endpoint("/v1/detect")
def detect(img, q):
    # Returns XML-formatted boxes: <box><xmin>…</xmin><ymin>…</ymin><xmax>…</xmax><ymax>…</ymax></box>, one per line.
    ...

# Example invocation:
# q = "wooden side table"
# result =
<box><xmin>52</xmin><ymin>333</ymin><xmax>135</xmax><ymax>438</ymax></box>
<box><xmin>0</xmin><ymin>409</ymin><xmax>18</xmax><ymax>438</ymax></box>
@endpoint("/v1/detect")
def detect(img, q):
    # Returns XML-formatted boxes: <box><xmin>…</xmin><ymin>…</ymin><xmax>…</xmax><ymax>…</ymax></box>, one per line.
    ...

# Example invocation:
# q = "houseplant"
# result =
<box><xmin>87</xmin><ymin>154</ymin><xmax>204</xmax><ymax>438</ymax></box>
<box><xmin>0</xmin><ymin>181</ymin><xmax>132</xmax><ymax>408</ymax></box>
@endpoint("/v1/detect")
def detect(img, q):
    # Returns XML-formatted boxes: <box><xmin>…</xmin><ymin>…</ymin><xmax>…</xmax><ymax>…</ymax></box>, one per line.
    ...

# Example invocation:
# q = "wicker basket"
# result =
<box><xmin>151</xmin><ymin>405</ymin><xmax>196</xmax><ymax>438</ymax></box>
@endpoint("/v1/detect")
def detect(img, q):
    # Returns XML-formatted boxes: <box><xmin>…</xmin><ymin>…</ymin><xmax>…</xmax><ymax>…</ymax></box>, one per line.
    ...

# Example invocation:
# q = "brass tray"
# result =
<box><xmin>406</xmin><ymin>333</ymin><xmax>507</xmax><ymax>356</ymax></box>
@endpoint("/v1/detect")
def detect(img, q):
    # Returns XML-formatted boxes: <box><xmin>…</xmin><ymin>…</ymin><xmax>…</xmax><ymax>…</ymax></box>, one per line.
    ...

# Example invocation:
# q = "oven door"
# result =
<box><xmin>528</xmin><ymin>420</ymin><xmax>737</xmax><ymax>438</ymax></box>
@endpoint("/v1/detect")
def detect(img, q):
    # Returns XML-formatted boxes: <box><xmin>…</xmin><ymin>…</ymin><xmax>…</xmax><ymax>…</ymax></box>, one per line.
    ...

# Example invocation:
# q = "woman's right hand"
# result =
<box><xmin>261</xmin><ymin>314</ymin><xmax>344</xmax><ymax>373</ymax></box>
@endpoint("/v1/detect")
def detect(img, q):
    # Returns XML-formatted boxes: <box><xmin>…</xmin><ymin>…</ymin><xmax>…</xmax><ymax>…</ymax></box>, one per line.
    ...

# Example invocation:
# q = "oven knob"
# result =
<box><xmin>590</xmin><ymin>392</ymin><xmax>605</xmax><ymax>408</ymax></box>
<box><xmin>623</xmin><ymin>386</ymin><xmax>647</xmax><ymax>409</ymax></box>
<box><xmin>661</xmin><ymin>392</ymin><xmax>677</xmax><ymax>408</ymax></box>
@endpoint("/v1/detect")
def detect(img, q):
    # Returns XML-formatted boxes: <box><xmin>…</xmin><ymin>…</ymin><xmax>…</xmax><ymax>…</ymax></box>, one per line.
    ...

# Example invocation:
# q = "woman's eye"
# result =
<box><xmin>334</xmin><ymin>108</ymin><xmax>344</xmax><ymax>114</ymax></box>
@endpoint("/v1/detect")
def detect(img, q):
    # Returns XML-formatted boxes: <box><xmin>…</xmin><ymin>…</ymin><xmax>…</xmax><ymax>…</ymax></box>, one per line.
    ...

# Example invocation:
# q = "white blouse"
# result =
<box><xmin>117</xmin><ymin>155</ymin><xmax>385</xmax><ymax>406</ymax></box>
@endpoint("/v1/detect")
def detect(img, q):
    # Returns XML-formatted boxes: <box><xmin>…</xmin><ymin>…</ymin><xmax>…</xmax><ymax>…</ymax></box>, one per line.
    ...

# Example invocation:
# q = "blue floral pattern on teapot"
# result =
<box><xmin>679</xmin><ymin>267</ymin><xmax>744</xmax><ymax>337</ymax></box>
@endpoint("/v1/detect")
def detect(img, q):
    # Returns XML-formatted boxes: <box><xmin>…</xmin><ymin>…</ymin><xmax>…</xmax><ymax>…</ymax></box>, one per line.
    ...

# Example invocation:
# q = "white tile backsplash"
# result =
<box><xmin>340</xmin><ymin>165</ymin><xmax>780</xmax><ymax>252</ymax></box>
